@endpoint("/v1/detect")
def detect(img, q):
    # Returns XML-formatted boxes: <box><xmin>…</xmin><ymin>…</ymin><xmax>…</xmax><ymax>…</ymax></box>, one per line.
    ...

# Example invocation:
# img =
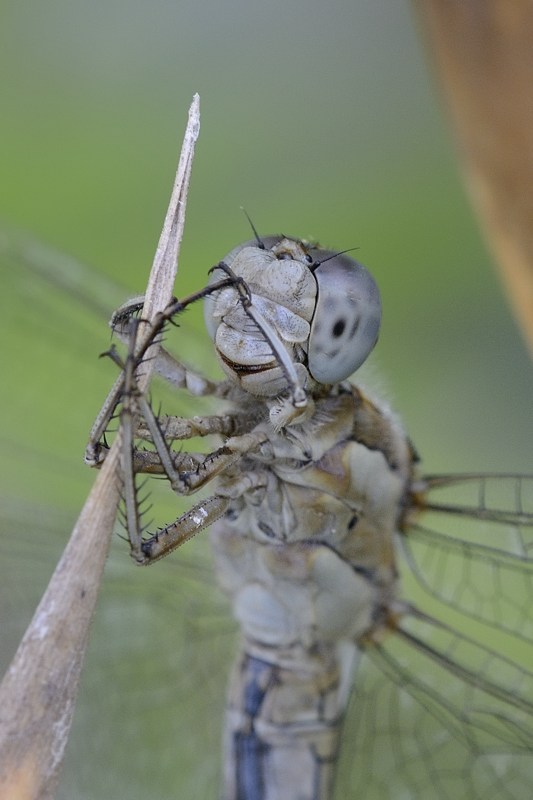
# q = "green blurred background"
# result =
<box><xmin>1</xmin><ymin>1</ymin><xmax>532</xmax><ymax>798</ymax></box>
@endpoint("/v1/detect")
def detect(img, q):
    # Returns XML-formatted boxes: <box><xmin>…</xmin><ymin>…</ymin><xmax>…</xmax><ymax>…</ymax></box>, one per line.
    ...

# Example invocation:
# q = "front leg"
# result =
<box><xmin>84</xmin><ymin>358</ymin><xmax>232</xmax><ymax>467</ymax></box>
<box><xmin>85</xmin><ymin>284</ymin><xmax>238</xmax><ymax>466</ymax></box>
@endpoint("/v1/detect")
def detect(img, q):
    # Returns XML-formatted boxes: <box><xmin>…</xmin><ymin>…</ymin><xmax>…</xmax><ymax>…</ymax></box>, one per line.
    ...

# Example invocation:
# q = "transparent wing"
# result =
<box><xmin>335</xmin><ymin>476</ymin><xmax>533</xmax><ymax>799</ymax></box>
<box><xmin>339</xmin><ymin>620</ymin><xmax>533</xmax><ymax>800</ymax></box>
<box><xmin>402</xmin><ymin>474</ymin><xmax>533</xmax><ymax>640</ymax></box>
<box><xmin>0</xmin><ymin>492</ymin><xmax>235</xmax><ymax>799</ymax></box>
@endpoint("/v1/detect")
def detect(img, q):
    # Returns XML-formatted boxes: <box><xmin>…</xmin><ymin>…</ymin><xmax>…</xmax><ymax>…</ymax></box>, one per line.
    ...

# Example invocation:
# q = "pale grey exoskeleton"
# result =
<box><xmin>86</xmin><ymin>234</ymin><xmax>533</xmax><ymax>800</ymax></box>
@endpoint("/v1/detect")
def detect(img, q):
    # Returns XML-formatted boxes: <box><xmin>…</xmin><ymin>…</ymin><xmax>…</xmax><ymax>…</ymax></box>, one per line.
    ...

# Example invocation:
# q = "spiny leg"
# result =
<box><xmin>135</xmin><ymin>410</ymin><xmax>253</xmax><ymax>443</ymax></box>
<box><xmin>89</xmin><ymin>272</ymin><xmax>278</xmax><ymax>563</ymax></box>
<box><xmin>139</xmin><ymin>471</ymin><xmax>268</xmax><ymax>564</ymax></box>
<box><xmin>129</xmin><ymin>388</ymin><xmax>270</xmax><ymax>494</ymax></box>
<box><xmin>121</xmin><ymin>382</ymin><xmax>270</xmax><ymax>564</ymax></box>
<box><xmin>111</xmin><ymin>311</ymin><xmax>270</xmax><ymax>495</ymax></box>
<box><xmin>114</xmin><ymin>323</ymin><xmax>270</xmax><ymax>561</ymax></box>
<box><xmin>122</xmin><ymin>400</ymin><xmax>270</xmax><ymax>562</ymax></box>
<box><xmin>84</xmin><ymin>355</ymin><xmax>236</xmax><ymax>467</ymax></box>
<box><xmin>85</xmin><ymin>275</ymin><xmax>240</xmax><ymax>466</ymax></box>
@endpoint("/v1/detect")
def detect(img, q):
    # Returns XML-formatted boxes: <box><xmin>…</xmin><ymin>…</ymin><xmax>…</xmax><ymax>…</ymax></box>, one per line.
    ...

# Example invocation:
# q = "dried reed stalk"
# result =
<box><xmin>0</xmin><ymin>94</ymin><xmax>200</xmax><ymax>800</ymax></box>
<box><xmin>415</xmin><ymin>1</ymin><xmax>533</xmax><ymax>358</ymax></box>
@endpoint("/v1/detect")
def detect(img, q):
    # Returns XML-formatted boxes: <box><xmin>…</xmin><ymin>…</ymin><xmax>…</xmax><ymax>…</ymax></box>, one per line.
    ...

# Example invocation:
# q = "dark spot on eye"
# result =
<box><xmin>347</xmin><ymin>514</ymin><xmax>358</xmax><ymax>530</ymax></box>
<box><xmin>332</xmin><ymin>319</ymin><xmax>346</xmax><ymax>338</ymax></box>
<box><xmin>349</xmin><ymin>318</ymin><xmax>360</xmax><ymax>337</ymax></box>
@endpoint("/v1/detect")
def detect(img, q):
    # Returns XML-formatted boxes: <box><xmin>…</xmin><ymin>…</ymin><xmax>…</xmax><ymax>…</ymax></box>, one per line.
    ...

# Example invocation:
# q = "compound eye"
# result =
<box><xmin>308</xmin><ymin>253</ymin><xmax>381</xmax><ymax>383</ymax></box>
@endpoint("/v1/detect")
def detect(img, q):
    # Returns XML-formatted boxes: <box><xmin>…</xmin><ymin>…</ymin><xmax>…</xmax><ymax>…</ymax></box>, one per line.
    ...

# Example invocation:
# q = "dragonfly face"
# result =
<box><xmin>1</xmin><ymin>230</ymin><xmax>533</xmax><ymax>800</ymax></box>
<box><xmin>204</xmin><ymin>236</ymin><xmax>382</xmax><ymax>395</ymax></box>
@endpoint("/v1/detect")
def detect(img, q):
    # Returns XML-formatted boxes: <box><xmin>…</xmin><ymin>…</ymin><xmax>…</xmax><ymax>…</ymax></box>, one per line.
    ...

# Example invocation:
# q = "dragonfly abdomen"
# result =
<box><xmin>222</xmin><ymin>640</ymin><xmax>360</xmax><ymax>800</ymax></box>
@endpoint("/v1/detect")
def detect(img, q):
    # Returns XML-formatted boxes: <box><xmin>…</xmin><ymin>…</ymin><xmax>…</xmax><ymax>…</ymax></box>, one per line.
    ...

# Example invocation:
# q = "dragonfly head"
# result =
<box><xmin>204</xmin><ymin>235</ymin><xmax>381</xmax><ymax>398</ymax></box>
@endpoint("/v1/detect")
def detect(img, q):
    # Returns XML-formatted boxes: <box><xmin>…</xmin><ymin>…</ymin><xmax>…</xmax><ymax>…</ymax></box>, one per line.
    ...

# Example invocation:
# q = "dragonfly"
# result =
<box><xmin>1</xmin><ymin>228</ymin><xmax>533</xmax><ymax>800</ymax></box>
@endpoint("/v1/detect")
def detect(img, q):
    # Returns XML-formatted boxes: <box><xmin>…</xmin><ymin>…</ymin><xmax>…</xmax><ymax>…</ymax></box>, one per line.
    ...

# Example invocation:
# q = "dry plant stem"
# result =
<box><xmin>0</xmin><ymin>93</ymin><xmax>200</xmax><ymax>800</ymax></box>
<box><xmin>0</xmin><ymin>453</ymin><xmax>120</xmax><ymax>800</ymax></box>
<box><xmin>140</xmin><ymin>93</ymin><xmax>201</xmax><ymax>372</ymax></box>
<box><xmin>414</xmin><ymin>1</ymin><xmax>533</xmax><ymax>359</ymax></box>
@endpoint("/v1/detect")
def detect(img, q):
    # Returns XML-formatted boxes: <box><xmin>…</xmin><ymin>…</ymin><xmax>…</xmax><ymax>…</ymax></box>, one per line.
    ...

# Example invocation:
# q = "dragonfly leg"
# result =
<box><xmin>138</xmin><ymin>472</ymin><xmax>268</xmax><ymax>564</ymax></box>
<box><xmin>85</xmin><ymin>282</ymin><xmax>239</xmax><ymax>465</ymax></box>
<box><xmin>127</xmin><ymin>425</ymin><xmax>269</xmax><ymax>496</ymax></box>
<box><xmin>120</xmin><ymin>381</ymin><xmax>269</xmax><ymax>559</ymax></box>
<box><xmin>151</xmin><ymin>347</ymin><xmax>229</xmax><ymax>397</ymax></box>
<box><xmin>84</xmin><ymin>372</ymin><xmax>125</xmax><ymax>465</ymax></box>
<box><xmin>84</xmin><ymin>352</ymin><xmax>232</xmax><ymax>466</ymax></box>
<box><xmin>169</xmin><ymin>431</ymin><xmax>270</xmax><ymax>493</ymax></box>
<box><xmin>110</xmin><ymin>280</ymin><xmax>242</xmax><ymax>397</ymax></box>
<box><xmin>135</xmin><ymin>410</ymin><xmax>252</xmax><ymax>443</ymax></box>
<box><xmin>133</xmin><ymin>495</ymin><xmax>230</xmax><ymax>564</ymax></box>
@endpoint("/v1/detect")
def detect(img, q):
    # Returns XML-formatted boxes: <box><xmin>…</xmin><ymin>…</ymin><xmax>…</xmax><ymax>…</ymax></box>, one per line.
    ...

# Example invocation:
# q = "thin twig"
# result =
<box><xmin>0</xmin><ymin>94</ymin><xmax>200</xmax><ymax>800</ymax></box>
